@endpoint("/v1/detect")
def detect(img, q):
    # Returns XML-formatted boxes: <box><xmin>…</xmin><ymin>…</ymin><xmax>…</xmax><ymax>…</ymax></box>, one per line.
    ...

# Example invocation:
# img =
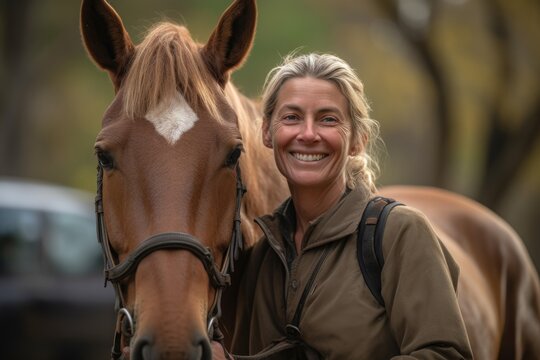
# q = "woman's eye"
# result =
<box><xmin>226</xmin><ymin>146</ymin><xmax>243</xmax><ymax>168</ymax></box>
<box><xmin>96</xmin><ymin>151</ymin><xmax>114</xmax><ymax>169</ymax></box>
<box><xmin>283</xmin><ymin>114</ymin><xmax>299</xmax><ymax>122</ymax></box>
<box><xmin>321</xmin><ymin>116</ymin><xmax>338</xmax><ymax>124</ymax></box>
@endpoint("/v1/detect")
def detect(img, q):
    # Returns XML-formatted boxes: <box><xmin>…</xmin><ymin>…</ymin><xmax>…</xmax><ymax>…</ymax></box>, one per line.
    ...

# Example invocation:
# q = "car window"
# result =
<box><xmin>44</xmin><ymin>211</ymin><xmax>102</xmax><ymax>276</ymax></box>
<box><xmin>0</xmin><ymin>207</ymin><xmax>102</xmax><ymax>276</ymax></box>
<box><xmin>0</xmin><ymin>208</ymin><xmax>43</xmax><ymax>275</ymax></box>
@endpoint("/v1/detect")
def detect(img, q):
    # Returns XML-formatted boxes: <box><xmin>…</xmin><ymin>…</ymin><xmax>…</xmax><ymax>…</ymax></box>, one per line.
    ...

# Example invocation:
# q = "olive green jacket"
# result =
<box><xmin>231</xmin><ymin>184</ymin><xmax>473</xmax><ymax>359</ymax></box>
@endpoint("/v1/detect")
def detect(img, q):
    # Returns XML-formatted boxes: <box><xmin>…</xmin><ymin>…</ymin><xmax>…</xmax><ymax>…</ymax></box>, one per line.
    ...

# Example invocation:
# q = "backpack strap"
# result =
<box><xmin>357</xmin><ymin>197</ymin><xmax>403</xmax><ymax>307</ymax></box>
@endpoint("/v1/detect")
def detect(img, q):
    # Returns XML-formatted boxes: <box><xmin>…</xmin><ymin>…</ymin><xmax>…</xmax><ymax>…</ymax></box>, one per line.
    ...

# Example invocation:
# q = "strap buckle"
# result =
<box><xmin>285</xmin><ymin>324</ymin><xmax>301</xmax><ymax>340</ymax></box>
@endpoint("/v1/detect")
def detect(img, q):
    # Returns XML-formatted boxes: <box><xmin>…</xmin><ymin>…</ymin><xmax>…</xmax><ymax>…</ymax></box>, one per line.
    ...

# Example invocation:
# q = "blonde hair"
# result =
<box><xmin>262</xmin><ymin>53</ymin><xmax>381</xmax><ymax>192</ymax></box>
<box><xmin>122</xmin><ymin>23</ymin><xmax>222</xmax><ymax>121</ymax></box>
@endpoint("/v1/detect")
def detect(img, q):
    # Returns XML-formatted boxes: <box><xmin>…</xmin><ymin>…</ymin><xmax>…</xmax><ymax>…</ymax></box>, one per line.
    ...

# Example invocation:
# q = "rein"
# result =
<box><xmin>95</xmin><ymin>164</ymin><xmax>246</xmax><ymax>359</ymax></box>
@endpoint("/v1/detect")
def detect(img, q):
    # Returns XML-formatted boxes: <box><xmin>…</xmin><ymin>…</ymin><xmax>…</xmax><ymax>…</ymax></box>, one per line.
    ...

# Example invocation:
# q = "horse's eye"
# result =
<box><xmin>226</xmin><ymin>146</ymin><xmax>243</xmax><ymax>168</ymax></box>
<box><xmin>97</xmin><ymin>150</ymin><xmax>114</xmax><ymax>170</ymax></box>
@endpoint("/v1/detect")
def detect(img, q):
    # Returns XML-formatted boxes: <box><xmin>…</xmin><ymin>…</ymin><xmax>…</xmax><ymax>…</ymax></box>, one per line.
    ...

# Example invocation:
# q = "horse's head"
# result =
<box><xmin>81</xmin><ymin>0</ymin><xmax>257</xmax><ymax>358</ymax></box>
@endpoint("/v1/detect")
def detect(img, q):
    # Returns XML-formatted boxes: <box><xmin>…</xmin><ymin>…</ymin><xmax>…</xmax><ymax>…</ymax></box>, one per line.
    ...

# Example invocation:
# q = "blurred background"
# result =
<box><xmin>0</xmin><ymin>0</ymin><xmax>539</xmax><ymax>357</ymax></box>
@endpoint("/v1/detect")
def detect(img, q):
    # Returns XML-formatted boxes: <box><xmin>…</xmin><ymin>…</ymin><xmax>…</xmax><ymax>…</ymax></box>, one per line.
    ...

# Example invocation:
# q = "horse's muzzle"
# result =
<box><xmin>131</xmin><ymin>332</ymin><xmax>212</xmax><ymax>360</ymax></box>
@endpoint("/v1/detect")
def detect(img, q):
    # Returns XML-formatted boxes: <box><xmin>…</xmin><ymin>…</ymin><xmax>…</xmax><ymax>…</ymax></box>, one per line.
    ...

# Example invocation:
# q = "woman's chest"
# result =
<box><xmin>252</xmin><ymin>240</ymin><xmax>399</xmax><ymax>359</ymax></box>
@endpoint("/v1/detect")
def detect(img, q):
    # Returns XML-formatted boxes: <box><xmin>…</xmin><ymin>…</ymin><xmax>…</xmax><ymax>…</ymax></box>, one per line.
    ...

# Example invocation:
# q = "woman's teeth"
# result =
<box><xmin>292</xmin><ymin>153</ymin><xmax>327</xmax><ymax>162</ymax></box>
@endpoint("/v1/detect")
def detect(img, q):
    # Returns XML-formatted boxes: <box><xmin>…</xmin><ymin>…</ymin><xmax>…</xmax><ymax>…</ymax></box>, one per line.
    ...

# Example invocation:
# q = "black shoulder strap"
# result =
<box><xmin>357</xmin><ymin>197</ymin><xmax>403</xmax><ymax>306</ymax></box>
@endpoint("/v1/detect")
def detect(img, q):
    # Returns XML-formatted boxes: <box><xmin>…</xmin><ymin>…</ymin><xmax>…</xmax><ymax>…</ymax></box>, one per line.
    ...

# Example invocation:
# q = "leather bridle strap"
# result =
<box><xmin>105</xmin><ymin>232</ymin><xmax>231</xmax><ymax>289</ymax></box>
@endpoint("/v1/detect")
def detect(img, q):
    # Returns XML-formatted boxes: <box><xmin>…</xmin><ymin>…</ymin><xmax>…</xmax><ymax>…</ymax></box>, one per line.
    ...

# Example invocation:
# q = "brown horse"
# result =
<box><xmin>81</xmin><ymin>0</ymin><xmax>540</xmax><ymax>359</ymax></box>
<box><xmin>81</xmin><ymin>1</ymin><xmax>287</xmax><ymax>358</ymax></box>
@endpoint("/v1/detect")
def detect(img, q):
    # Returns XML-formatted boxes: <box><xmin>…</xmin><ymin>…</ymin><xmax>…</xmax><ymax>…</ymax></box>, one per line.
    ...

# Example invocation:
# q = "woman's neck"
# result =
<box><xmin>290</xmin><ymin>180</ymin><xmax>346</xmax><ymax>252</ymax></box>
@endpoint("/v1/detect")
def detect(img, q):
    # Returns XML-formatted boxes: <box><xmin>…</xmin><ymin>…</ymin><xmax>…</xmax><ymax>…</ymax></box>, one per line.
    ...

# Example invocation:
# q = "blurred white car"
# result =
<box><xmin>0</xmin><ymin>177</ymin><xmax>115</xmax><ymax>360</ymax></box>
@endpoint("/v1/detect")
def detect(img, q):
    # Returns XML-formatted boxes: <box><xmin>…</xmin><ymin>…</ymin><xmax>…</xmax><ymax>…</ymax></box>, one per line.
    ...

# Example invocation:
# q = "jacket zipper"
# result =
<box><xmin>254</xmin><ymin>217</ymin><xmax>291</xmax><ymax>300</ymax></box>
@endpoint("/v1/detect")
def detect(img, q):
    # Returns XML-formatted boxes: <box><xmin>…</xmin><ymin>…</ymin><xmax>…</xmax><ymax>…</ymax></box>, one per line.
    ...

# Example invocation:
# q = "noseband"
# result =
<box><xmin>95</xmin><ymin>164</ymin><xmax>246</xmax><ymax>359</ymax></box>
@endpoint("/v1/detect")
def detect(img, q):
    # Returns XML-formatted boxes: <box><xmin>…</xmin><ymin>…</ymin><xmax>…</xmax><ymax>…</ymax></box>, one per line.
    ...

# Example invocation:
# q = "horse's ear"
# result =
<box><xmin>80</xmin><ymin>0</ymin><xmax>135</xmax><ymax>91</ymax></box>
<box><xmin>202</xmin><ymin>0</ymin><xmax>257</xmax><ymax>87</ymax></box>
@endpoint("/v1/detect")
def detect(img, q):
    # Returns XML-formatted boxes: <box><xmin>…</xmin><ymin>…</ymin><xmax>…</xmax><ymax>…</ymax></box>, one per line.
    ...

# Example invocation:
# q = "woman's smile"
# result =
<box><xmin>290</xmin><ymin>152</ymin><xmax>328</xmax><ymax>162</ymax></box>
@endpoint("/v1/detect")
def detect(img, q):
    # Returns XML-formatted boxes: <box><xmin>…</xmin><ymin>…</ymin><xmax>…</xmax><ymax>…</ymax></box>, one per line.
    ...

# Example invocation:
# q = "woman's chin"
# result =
<box><xmin>287</xmin><ymin>173</ymin><xmax>338</xmax><ymax>190</ymax></box>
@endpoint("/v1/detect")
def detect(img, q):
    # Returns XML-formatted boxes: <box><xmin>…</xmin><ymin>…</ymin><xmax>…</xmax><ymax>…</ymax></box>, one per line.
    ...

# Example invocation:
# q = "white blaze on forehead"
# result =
<box><xmin>145</xmin><ymin>92</ymin><xmax>199</xmax><ymax>145</ymax></box>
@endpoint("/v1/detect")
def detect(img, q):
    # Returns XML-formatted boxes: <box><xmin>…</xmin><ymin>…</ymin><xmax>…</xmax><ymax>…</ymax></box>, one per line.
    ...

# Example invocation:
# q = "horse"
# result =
<box><xmin>80</xmin><ymin>0</ymin><xmax>540</xmax><ymax>359</ymax></box>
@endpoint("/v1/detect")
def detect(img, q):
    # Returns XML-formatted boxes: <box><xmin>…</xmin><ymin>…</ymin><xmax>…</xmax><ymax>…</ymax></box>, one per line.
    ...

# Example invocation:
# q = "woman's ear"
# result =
<box><xmin>349</xmin><ymin>144</ymin><xmax>361</xmax><ymax>156</ymax></box>
<box><xmin>349</xmin><ymin>134</ymin><xmax>366</xmax><ymax>156</ymax></box>
<box><xmin>262</xmin><ymin>119</ymin><xmax>273</xmax><ymax>149</ymax></box>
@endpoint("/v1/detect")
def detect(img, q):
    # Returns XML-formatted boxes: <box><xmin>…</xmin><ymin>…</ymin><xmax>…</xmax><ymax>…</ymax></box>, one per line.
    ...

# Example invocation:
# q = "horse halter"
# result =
<box><xmin>95</xmin><ymin>164</ymin><xmax>246</xmax><ymax>359</ymax></box>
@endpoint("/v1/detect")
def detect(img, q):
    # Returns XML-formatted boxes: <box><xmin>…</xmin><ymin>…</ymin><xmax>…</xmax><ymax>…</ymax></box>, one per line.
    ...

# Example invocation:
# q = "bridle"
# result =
<box><xmin>95</xmin><ymin>163</ymin><xmax>246</xmax><ymax>359</ymax></box>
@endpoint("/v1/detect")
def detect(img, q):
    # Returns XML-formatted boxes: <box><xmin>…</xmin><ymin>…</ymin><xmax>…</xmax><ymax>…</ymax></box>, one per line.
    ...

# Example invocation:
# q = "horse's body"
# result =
<box><xmin>380</xmin><ymin>186</ymin><xmax>540</xmax><ymax>359</ymax></box>
<box><xmin>81</xmin><ymin>0</ymin><xmax>540</xmax><ymax>359</ymax></box>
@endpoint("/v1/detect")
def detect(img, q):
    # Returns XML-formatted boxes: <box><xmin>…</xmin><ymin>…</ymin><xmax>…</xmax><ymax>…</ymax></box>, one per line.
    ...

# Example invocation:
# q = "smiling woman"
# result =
<box><xmin>262</xmin><ymin>54</ymin><xmax>380</xmax><ymax>194</ymax></box>
<box><xmin>263</xmin><ymin>77</ymin><xmax>354</xmax><ymax>198</ymax></box>
<box><xmin>220</xmin><ymin>51</ymin><xmax>540</xmax><ymax>360</ymax></box>
<box><xmin>226</xmin><ymin>53</ymin><xmax>475</xmax><ymax>359</ymax></box>
<box><xmin>260</xmin><ymin>54</ymin><xmax>382</xmax><ymax>253</ymax></box>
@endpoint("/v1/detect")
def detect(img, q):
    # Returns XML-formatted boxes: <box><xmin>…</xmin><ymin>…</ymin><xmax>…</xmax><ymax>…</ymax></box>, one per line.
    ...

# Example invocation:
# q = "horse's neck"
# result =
<box><xmin>225</xmin><ymin>84</ymin><xmax>288</xmax><ymax>245</ymax></box>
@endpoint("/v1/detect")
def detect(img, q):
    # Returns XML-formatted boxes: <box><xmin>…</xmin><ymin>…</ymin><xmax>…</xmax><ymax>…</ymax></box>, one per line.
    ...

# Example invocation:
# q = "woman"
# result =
<box><xmin>220</xmin><ymin>53</ymin><xmax>473</xmax><ymax>359</ymax></box>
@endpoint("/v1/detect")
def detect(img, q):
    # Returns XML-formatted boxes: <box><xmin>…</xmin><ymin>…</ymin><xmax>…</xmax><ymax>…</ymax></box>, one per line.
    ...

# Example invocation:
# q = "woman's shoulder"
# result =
<box><xmin>381</xmin><ymin>202</ymin><xmax>441</xmax><ymax>253</ymax></box>
<box><xmin>379</xmin><ymin>201</ymin><xmax>461</xmax><ymax>290</ymax></box>
<box><xmin>385</xmin><ymin>202</ymin><xmax>431</xmax><ymax>227</ymax></box>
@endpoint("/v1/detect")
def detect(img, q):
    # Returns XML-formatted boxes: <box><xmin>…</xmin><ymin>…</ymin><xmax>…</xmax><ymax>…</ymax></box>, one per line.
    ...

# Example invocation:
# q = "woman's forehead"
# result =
<box><xmin>276</xmin><ymin>77</ymin><xmax>348</xmax><ymax>113</ymax></box>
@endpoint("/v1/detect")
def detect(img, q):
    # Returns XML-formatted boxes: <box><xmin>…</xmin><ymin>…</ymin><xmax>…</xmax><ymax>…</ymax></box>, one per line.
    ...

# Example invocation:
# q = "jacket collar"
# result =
<box><xmin>256</xmin><ymin>182</ymin><xmax>374</xmax><ymax>253</ymax></box>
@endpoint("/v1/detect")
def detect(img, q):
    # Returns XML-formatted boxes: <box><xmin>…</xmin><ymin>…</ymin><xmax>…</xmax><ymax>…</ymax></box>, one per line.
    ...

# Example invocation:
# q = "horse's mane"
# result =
<box><xmin>123</xmin><ymin>22</ymin><xmax>288</xmax><ymax>245</ymax></box>
<box><xmin>122</xmin><ymin>22</ymin><xmax>222</xmax><ymax>121</ymax></box>
<box><xmin>225</xmin><ymin>85</ymin><xmax>288</xmax><ymax>245</ymax></box>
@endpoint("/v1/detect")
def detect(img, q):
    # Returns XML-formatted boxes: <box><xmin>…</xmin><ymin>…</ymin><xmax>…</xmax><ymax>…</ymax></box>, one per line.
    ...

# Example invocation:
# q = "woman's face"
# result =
<box><xmin>263</xmin><ymin>77</ymin><xmax>358</xmax><ymax>191</ymax></box>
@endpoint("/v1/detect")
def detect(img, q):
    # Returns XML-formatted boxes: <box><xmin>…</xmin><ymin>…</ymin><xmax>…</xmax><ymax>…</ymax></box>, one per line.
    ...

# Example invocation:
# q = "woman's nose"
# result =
<box><xmin>297</xmin><ymin>120</ymin><xmax>319</xmax><ymax>142</ymax></box>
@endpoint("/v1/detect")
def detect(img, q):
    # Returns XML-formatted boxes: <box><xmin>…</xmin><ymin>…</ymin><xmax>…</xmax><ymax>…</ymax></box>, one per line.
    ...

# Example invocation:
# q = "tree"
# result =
<box><xmin>373</xmin><ymin>0</ymin><xmax>540</xmax><ymax>210</ymax></box>
<box><xmin>0</xmin><ymin>0</ymin><xmax>35</xmax><ymax>176</ymax></box>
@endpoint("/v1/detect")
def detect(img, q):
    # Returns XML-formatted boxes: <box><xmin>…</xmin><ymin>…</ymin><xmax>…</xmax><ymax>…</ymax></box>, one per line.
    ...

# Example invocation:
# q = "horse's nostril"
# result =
<box><xmin>142</xmin><ymin>345</ymin><xmax>152</xmax><ymax>360</ymax></box>
<box><xmin>199</xmin><ymin>336</ymin><xmax>212</xmax><ymax>360</ymax></box>
<box><xmin>132</xmin><ymin>336</ymin><xmax>153</xmax><ymax>360</ymax></box>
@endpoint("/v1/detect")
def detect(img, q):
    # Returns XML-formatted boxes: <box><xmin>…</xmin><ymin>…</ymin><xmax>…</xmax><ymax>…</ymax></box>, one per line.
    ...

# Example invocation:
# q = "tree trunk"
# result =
<box><xmin>0</xmin><ymin>0</ymin><xmax>34</xmax><ymax>176</ymax></box>
<box><xmin>376</xmin><ymin>0</ymin><xmax>450</xmax><ymax>187</ymax></box>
